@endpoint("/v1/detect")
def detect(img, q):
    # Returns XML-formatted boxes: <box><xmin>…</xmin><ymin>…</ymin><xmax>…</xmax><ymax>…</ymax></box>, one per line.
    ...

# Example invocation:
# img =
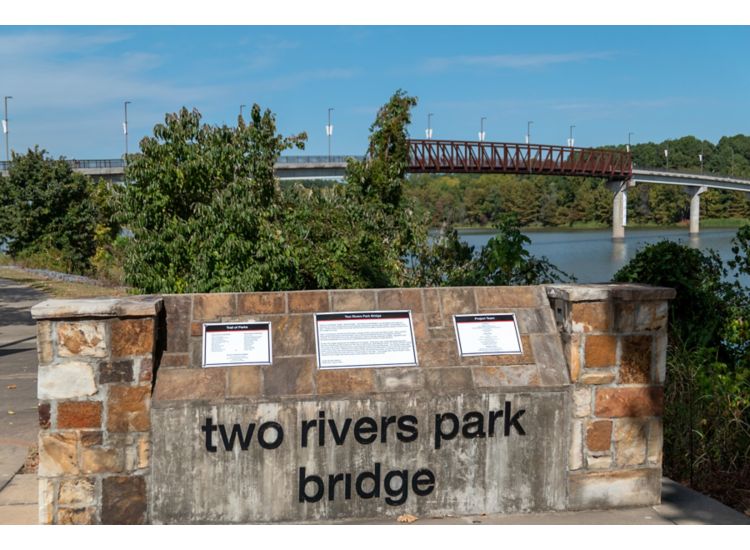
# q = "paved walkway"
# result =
<box><xmin>0</xmin><ymin>277</ymin><xmax>748</xmax><ymax>525</ymax></box>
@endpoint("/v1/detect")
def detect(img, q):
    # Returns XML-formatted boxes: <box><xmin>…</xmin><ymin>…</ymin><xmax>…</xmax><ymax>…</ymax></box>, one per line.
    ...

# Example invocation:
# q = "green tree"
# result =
<box><xmin>0</xmin><ymin>147</ymin><xmax>98</xmax><ymax>273</ymax></box>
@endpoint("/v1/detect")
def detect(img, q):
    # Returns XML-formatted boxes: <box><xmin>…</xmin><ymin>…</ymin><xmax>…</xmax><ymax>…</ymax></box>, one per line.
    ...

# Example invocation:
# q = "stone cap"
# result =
<box><xmin>546</xmin><ymin>284</ymin><xmax>676</xmax><ymax>303</ymax></box>
<box><xmin>31</xmin><ymin>296</ymin><xmax>164</xmax><ymax>320</ymax></box>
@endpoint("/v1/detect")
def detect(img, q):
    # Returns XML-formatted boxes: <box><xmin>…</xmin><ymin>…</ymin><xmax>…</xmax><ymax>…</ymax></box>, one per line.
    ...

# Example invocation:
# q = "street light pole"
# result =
<box><xmin>426</xmin><ymin>113</ymin><xmax>433</xmax><ymax>139</ymax></box>
<box><xmin>123</xmin><ymin>101</ymin><xmax>131</xmax><ymax>162</ymax></box>
<box><xmin>479</xmin><ymin>117</ymin><xmax>486</xmax><ymax>142</ymax></box>
<box><xmin>526</xmin><ymin>121</ymin><xmax>533</xmax><ymax>144</ymax></box>
<box><xmin>3</xmin><ymin>96</ymin><xmax>12</xmax><ymax>162</ymax></box>
<box><xmin>568</xmin><ymin>125</ymin><xmax>575</xmax><ymax>147</ymax></box>
<box><xmin>240</xmin><ymin>104</ymin><xmax>246</xmax><ymax>119</ymax></box>
<box><xmin>664</xmin><ymin>147</ymin><xmax>669</xmax><ymax>171</ymax></box>
<box><xmin>627</xmin><ymin>132</ymin><xmax>634</xmax><ymax>153</ymax></box>
<box><xmin>699</xmin><ymin>144</ymin><xmax>704</xmax><ymax>174</ymax></box>
<box><xmin>326</xmin><ymin>108</ymin><xmax>334</xmax><ymax>161</ymax></box>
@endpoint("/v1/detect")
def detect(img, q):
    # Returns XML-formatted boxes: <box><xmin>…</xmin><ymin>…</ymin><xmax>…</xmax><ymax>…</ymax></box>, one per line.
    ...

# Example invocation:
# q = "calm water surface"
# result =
<box><xmin>459</xmin><ymin>227</ymin><xmax>746</xmax><ymax>284</ymax></box>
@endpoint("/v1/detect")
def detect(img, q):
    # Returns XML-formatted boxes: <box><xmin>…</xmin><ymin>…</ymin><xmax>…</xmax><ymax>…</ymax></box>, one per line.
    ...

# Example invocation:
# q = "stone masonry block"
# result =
<box><xmin>330</xmin><ymin>290</ymin><xmax>377</xmax><ymax>311</ymax></box>
<box><xmin>38</xmin><ymin>402</ymin><xmax>51</xmax><ymax>429</ymax></box>
<box><xmin>653</xmin><ymin>331</ymin><xmax>668</xmax><ymax>384</ymax></box>
<box><xmin>273</xmin><ymin>315</ymin><xmax>315</xmax><ymax>357</ymax></box>
<box><xmin>193</xmin><ymin>293</ymin><xmax>236</xmax><ymax>321</ymax></box>
<box><xmin>163</xmin><ymin>295</ymin><xmax>191</xmax><ymax>353</ymax></box>
<box><xmin>423</xmin><ymin>289</ymin><xmax>443</xmax><ymax>327</ymax></box>
<box><xmin>57</xmin><ymin>321</ymin><xmax>107</xmax><ymax>358</ymax></box>
<box><xmin>584</xmin><ymin>335</ymin><xmax>617</xmax><ymax>368</ymax></box>
<box><xmin>586</xmin><ymin>420</ymin><xmax>612</xmax><ymax>452</ymax></box>
<box><xmin>101</xmin><ymin>476</ymin><xmax>147</xmax><ymax>525</ymax></box>
<box><xmin>474</xmin><ymin>286</ymin><xmax>541</xmax><ymax>308</ymax></box>
<box><xmin>153</xmin><ymin>368</ymin><xmax>226</xmax><ymax>402</ymax></box>
<box><xmin>563</xmin><ymin>333</ymin><xmax>582</xmax><ymax>382</ymax></box>
<box><xmin>159</xmin><ymin>352</ymin><xmax>190</xmax><ymax>368</ymax></box>
<box><xmin>374</xmin><ymin>368</ymin><xmax>424</xmax><ymax>393</ymax></box>
<box><xmin>226</xmin><ymin>366</ymin><xmax>263</xmax><ymax>398</ymax></box>
<box><xmin>111</xmin><ymin>318</ymin><xmax>154</xmax><ymax>358</ymax></box>
<box><xmin>580</xmin><ymin>371</ymin><xmax>616</xmax><ymax>385</ymax></box>
<box><xmin>570</xmin><ymin>302</ymin><xmax>611</xmax><ymax>333</ymax></box>
<box><xmin>595</xmin><ymin>387</ymin><xmax>663</xmax><ymax>418</ymax></box>
<box><xmin>80</xmin><ymin>431</ymin><xmax>103</xmax><ymax>447</ymax></box>
<box><xmin>288</xmin><ymin>291</ymin><xmax>329</xmax><ymax>313</ymax></box>
<box><xmin>39</xmin><ymin>432</ymin><xmax>79</xmax><ymax>476</ymax></box>
<box><xmin>58</xmin><ymin>478</ymin><xmax>95</xmax><ymax>507</ymax></box>
<box><xmin>377</xmin><ymin>289</ymin><xmax>424</xmax><ymax>313</ymax></box>
<box><xmin>573</xmin><ymin>387</ymin><xmax>592</xmax><ymax>418</ymax></box>
<box><xmin>107</xmin><ymin>385</ymin><xmax>151</xmax><ymax>432</ymax></box>
<box><xmin>58</xmin><ymin>507</ymin><xmax>97</xmax><ymax>525</ymax></box>
<box><xmin>472</xmin><ymin>365</ymin><xmax>540</xmax><ymax>387</ymax></box>
<box><xmin>99</xmin><ymin>359</ymin><xmax>133</xmax><ymax>384</ymax></box>
<box><xmin>568</xmin><ymin>469</ymin><xmax>661</xmax><ymax>510</ymax></box>
<box><xmin>317</xmin><ymin>367</ymin><xmax>376</xmax><ymax>395</ymax></box>
<box><xmin>620</xmin><ymin>335</ymin><xmax>652</xmax><ymax>384</ymax></box>
<box><xmin>263</xmin><ymin>356</ymin><xmax>315</xmax><ymax>396</ymax></box>
<box><xmin>238</xmin><ymin>292</ymin><xmax>286</xmax><ymax>315</ymax></box>
<box><xmin>38</xmin><ymin>361</ymin><xmax>97</xmax><ymax>400</ymax></box>
<box><xmin>479</xmin><ymin>335</ymin><xmax>535</xmax><ymax>367</ymax></box>
<box><xmin>417</xmin><ymin>338</ymin><xmax>459</xmax><ymax>368</ymax></box>
<box><xmin>439</xmin><ymin>288</ymin><xmax>477</xmax><ymax>315</ymax></box>
<box><xmin>569</xmin><ymin>420</ymin><xmax>583</xmax><ymax>471</ymax></box>
<box><xmin>647</xmin><ymin>419</ymin><xmax>663</xmax><ymax>464</ymax></box>
<box><xmin>614</xmin><ymin>418</ymin><xmax>648</xmax><ymax>467</ymax></box>
<box><xmin>37</xmin><ymin>320</ymin><xmax>54</xmax><ymax>365</ymax></box>
<box><xmin>79</xmin><ymin>446</ymin><xmax>125</xmax><ymax>474</ymax></box>
<box><xmin>57</xmin><ymin>401</ymin><xmax>102</xmax><ymax>430</ymax></box>
<box><xmin>39</xmin><ymin>478</ymin><xmax>55</xmax><ymax>525</ymax></box>
<box><xmin>424</xmin><ymin>367</ymin><xmax>474</xmax><ymax>392</ymax></box>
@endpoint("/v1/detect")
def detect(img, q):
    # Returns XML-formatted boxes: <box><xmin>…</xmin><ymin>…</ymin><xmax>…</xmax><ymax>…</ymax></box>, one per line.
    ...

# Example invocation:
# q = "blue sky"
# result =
<box><xmin>0</xmin><ymin>26</ymin><xmax>748</xmax><ymax>160</ymax></box>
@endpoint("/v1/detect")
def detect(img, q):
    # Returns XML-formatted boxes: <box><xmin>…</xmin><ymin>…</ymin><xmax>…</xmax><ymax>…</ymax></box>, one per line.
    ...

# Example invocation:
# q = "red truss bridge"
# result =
<box><xmin>406</xmin><ymin>139</ymin><xmax>632</xmax><ymax>179</ymax></box>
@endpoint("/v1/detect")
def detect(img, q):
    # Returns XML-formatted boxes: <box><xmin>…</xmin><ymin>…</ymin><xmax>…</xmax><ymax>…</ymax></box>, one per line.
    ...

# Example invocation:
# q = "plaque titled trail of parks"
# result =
<box><xmin>202</xmin><ymin>322</ymin><xmax>272</xmax><ymax>367</ymax></box>
<box><xmin>314</xmin><ymin>311</ymin><xmax>418</xmax><ymax>369</ymax></box>
<box><xmin>453</xmin><ymin>313</ymin><xmax>523</xmax><ymax>357</ymax></box>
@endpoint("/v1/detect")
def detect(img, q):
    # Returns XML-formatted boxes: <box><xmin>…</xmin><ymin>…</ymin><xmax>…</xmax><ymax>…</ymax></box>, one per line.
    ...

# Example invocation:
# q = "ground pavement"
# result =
<box><xmin>0</xmin><ymin>277</ymin><xmax>747</xmax><ymax>525</ymax></box>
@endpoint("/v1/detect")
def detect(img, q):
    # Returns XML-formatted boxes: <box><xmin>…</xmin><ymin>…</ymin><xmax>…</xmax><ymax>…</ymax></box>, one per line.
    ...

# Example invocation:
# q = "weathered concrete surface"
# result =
<box><xmin>150</xmin><ymin>391</ymin><xmax>568</xmax><ymax>523</ymax></box>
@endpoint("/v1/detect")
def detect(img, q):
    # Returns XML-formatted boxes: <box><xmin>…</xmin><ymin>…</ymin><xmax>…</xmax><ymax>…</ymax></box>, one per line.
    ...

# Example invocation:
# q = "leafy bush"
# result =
<box><xmin>0</xmin><ymin>147</ymin><xmax>99</xmax><ymax>274</ymax></box>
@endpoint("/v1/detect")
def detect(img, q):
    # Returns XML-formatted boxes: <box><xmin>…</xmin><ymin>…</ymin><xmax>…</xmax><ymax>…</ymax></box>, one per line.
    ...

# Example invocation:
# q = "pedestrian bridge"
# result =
<box><xmin>2</xmin><ymin>139</ymin><xmax>748</xmax><ymax>239</ymax></box>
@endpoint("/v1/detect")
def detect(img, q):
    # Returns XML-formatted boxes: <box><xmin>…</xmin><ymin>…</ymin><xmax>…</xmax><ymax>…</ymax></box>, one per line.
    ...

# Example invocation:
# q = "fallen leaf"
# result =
<box><xmin>397</xmin><ymin>514</ymin><xmax>417</xmax><ymax>524</ymax></box>
<box><xmin>6</xmin><ymin>384</ymin><xmax>17</xmax><ymax>390</ymax></box>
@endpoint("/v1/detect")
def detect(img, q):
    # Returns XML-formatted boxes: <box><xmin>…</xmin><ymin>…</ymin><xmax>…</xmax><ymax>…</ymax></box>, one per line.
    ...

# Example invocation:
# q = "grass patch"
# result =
<box><xmin>0</xmin><ymin>266</ymin><xmax>131</xmax><ymax>299</ymax></box>
<box><xmin>701</xmin><ymin>218</ymin><xmax>749</xmax><ymax>228</ymax></box>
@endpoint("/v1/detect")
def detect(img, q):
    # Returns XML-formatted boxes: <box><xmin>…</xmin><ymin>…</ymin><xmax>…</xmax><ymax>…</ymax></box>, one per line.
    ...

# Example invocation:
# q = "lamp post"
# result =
<box><xmin>123</xmin><ymin>101</ymin><xmax>131</xmax><ymax>162</ymax></box>
<box><xmin>699</xmin><ymin>144</ymin><xmax>704</xmax><ymax>174</ymax></box>
<box><xmin>526</xmin><ymin>120</ymin><xmax>533</xmax><ymax>144</ymax></box>
<box><xmin>479</xmin><ymin>117</ymin><xmax>486</xmax><ymax>142</ymax></box>
<box><xmin>426</xmin><ymin>113</ymin><xmax>433</xmax><ymax>139</ymax></box>
<box><xmin>664</xmin><ymin>148</ymin><xmax>669</xmax><ymax>171</ymax></box>
<box><xmin>326</xmin><ymin>108</ymin><xmax>334</xmax><ymax>161</ymax></box>
<box><xmin>240</xmin><ymin>104</ymin><xmax>246</xmax><ymax>119</ymax></box>
<box><xmin>3</xmin><ymin>96</ymin><xmax>12</xmax><ymax>162</ymax></box>
<box><xmin>627</xmin><ymin>132</ymin><xmax>634</xmax><ymax>153</ymax></box>
<box><xmin>568</xmin><ymin>125</ymin><xmax>575</xmax><ymax>147</ymax></box>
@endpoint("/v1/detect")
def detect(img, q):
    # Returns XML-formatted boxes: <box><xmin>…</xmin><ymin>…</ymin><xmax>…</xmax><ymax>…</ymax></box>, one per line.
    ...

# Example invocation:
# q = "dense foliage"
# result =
<box><xmin>118</xmin><ymin>92</ymin><xmax>565</xmax><ymax>293</ymax></box>
<box><xmin>0</xmin><ymin>147</ymin><xmax>100</xmax><ymax>273</ymax></box>
<box><xmin>613</xmin><ymin>229</ymin><xmax>750</xmax><ymax>512</ymax></box>
<box><xmin>406</xmin><ymin>135</ymin><xmax>750</xmax><ymax>228</ymax></box>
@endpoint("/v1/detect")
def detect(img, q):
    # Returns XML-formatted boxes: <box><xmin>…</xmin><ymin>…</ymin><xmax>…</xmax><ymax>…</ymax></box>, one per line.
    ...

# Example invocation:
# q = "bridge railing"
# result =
<box><xmin>407</xmin><ymin>139</ymin><xmax>633</xmax><ymax>179</ymax></box>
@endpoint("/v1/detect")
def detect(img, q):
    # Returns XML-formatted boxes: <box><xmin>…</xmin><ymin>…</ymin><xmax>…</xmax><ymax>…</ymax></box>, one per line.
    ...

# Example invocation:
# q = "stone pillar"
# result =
<box><xmin>31</xmin><ymin>297</ymin><xmax>163</xmax><ymax>525</ymax></box>
<box><xmin>606</xmin><ymin>180</ymin><xmax>629</xmax><ymax>241</ymax></box>
<box><xmin>684</xmin><ymin>186</ymin><xmax>707</xmax><ymax>236</ymax></box>
<box><xmin>547</xmin><ymin>284</ymin><xmax>675</xmax><ymax>510</ymax></box>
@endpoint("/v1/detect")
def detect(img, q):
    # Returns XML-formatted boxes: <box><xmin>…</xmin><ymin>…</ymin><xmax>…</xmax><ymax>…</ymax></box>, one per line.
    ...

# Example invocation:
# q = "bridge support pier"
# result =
<box><xmin>607</xmin><ymin>180</ymin><xmax>630</xmax><ymax>241</ymax></box>
<box><xmin>684</xmin><ymin>186</ymin><xmax>707</xmax><ymax>236</ymax></box>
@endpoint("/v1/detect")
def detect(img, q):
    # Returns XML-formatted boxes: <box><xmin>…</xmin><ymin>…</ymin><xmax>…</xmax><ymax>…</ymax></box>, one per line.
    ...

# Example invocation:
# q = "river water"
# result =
<box><xmin>459</xmin><ymin>227</ymin><xmax>746</xmax><ymax>284</ymax></box>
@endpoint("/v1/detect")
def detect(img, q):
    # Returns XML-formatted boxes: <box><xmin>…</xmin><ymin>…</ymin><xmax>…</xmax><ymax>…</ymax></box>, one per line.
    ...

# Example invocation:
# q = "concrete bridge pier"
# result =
<box><xmin>607</xmin><ymin>180</ymin><xmax>630</xmax><ymax>241</ymax></box>
<box><xmin>684</xmin><ymin>185</ymin><xmax>707</xmax><ymax>235</ymax></box>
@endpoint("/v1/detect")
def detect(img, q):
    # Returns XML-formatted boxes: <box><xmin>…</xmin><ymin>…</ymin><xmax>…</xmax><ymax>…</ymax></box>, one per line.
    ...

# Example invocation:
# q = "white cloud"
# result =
<box><xmin>422</xmin><ymin>51</ymin><xmax>615</xmax><ymax>72</ymax></box>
